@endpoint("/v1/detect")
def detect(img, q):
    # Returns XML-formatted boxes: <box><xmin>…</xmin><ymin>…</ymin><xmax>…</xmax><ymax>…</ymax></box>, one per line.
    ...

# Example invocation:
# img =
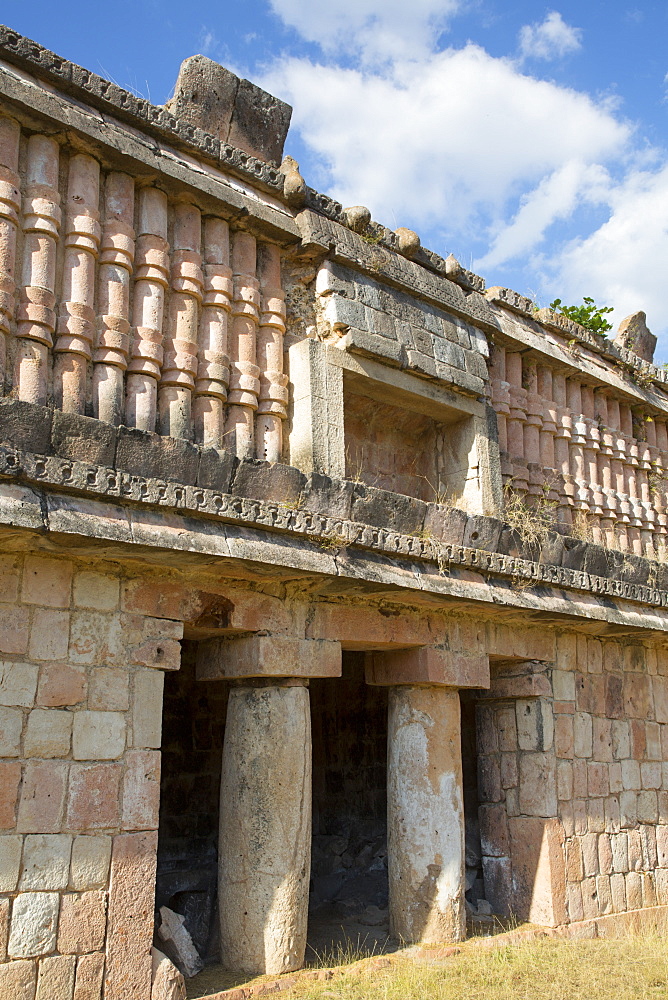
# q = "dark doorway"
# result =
<box><xmin>156</xmin><ymin>640</ymin><xmax>230</xmax><ymax>966</ymax></box>
<box><xmin>308</xmin><ymin>652</ymin><xmax>390</xmax><ymax>957</ymax></box>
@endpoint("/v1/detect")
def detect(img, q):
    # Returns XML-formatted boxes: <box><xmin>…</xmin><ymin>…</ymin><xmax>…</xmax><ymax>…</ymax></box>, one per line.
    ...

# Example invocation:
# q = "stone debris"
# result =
<box><xmin>157</xmin><ymin>907</ymin><xmax>204</xmax><ymax>979</ymax></box>
<box><xmin>151</xmin><ymin>947</ymin><xmax>186</xmax><ymax>1000</ymax></box>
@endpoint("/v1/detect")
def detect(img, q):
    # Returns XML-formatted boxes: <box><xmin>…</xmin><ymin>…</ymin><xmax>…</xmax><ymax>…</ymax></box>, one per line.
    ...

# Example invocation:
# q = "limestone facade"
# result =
<box><xmin>1</xmin><ymin>25</ymin><xmax>668</xmax><ymax>1000</ymax></box>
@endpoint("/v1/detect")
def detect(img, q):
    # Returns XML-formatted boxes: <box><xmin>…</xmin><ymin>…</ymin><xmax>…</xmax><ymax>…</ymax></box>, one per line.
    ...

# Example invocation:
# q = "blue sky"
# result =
<box><xmin>3</xmin><ymin>1</ymin><xmax>668</xmax><ymax>357</ymax></box>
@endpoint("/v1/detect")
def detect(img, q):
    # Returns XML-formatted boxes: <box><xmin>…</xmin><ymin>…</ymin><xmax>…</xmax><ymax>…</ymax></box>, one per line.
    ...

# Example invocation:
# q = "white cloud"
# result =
<box><xmin>262</xmin><ymin>45</ymin><xmax>629</xmax><ymax>236</ymax></box>
<box><xmin>518</xmin><ymin>11</ymin><xmax>582</xmax><ymax>62</ymax></box>
<box><xmin>549</xmin><ymin>165</ymin><xmax>668</xmax><ymax>354</ymax></box>
<box><xmin>260</xmin><ymin>0</ymin><xmax>668</xmax><ymax>346</ymax></box>
<box><xmin>477</xmin><ymin>161</ymin><xmax>611</xmax><ymax>270</ymax></box>
<box><xmin>268</xmin><ymin>0</ymin><xmax>461</xmax><ymax>64</ymax></box>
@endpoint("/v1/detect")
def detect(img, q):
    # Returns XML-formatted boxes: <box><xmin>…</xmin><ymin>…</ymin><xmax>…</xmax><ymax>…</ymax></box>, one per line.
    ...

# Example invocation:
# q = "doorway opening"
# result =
<box><xmin>156</xmin><ymin>639</ymin><xmax>230</xmax><ymax>968</ymax></box>
<box><xmin>309</xmin><ymin>652</ymin><xmax>390</xmax><ymax>957</ymax></box>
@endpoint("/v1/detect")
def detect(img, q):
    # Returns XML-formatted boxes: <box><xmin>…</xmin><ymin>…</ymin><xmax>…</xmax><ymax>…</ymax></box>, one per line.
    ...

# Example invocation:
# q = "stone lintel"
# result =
<box><xmin>196</xmin><ymin>635</ymin><xmax>342</xmax><ymax>680</ymax></box>
<box><xmin>364</xmin><ymin>646</ymin><xmax>489</xmax><ymax>689</ymax></box>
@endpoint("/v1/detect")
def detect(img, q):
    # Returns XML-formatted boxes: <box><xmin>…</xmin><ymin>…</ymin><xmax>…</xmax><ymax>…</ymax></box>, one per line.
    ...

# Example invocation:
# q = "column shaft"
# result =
<box><xmin>387</xmin><ymin>686</ymin><xmax>465</xmax><ymax>944</ymax></box>
<box><xmin>219</xmin><ymin>683</ymin><xmax>311</xmax><ymax>975</ymax></box>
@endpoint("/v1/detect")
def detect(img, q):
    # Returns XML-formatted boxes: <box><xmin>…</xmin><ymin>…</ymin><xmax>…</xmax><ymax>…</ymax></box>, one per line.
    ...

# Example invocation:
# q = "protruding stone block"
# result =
<box><xmin>365</xmin><ymin>646</ymin><xmax>489</xmax><ymax>689</ymax></box>
<box><xmin>613</xmin><ymin>311</ymin><xmax>656</xmax><ymax>362</ymax></box>
<box><xmin>168</xmin><ymin>55</ymin><xmax>292</xmax><ymax>164</ymax></box>
<box><xmin>219</xmin><ymin>684</ymin><xmax>311</xmax><ymax>974</ymax></box>
<box><xmin>197</xmin><ymin>635</ymin><xmax>341</xmax><ymax>680</ymax></box>
<box><xmin>387</xmin><ymin>686</ymin><xmax>465</xmax><ymax>944</ymax></box>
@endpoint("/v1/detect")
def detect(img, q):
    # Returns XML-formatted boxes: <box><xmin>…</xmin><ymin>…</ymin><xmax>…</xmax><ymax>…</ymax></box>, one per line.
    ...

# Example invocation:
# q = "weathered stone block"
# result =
<box><xmin>0</xmin><ymin>607</ymin><xmax>31</xmax><ymax>655</ymax></box>
<box><xmin>67</xmin><ymin>763</ymin><xmax>122</xmax><ymax>831</ymax></box>
<box><xmin>463</xmin><ymin>515</ymin><xmax>503</xmax><ymax>551</ymax></box>
<box><xmin>22</xmin><ymin>556</ymin><xmax>73</xmax><ymax>609</ymax></box>
<box><xmin>73</xmin><ymin>711</ymin><xmax>126</xmax><ymax>760</ymax></box>
<box><xmin>515</xmin><ymin>699</ymin><xmax>553</xmax><ymax>752</ymax></box>
<box><xmin>36</xmin><ymin>662</ymin><xmax>86</xmax><ymax>708</ymax></box>
<box><xmin>29</xmin><ymin>609</ymin><xmax>70</xmax><ymax>661</ymax></box>
<box><xmin>0</xmin><ymin>661</ymin><xmax>38</xmax><ymax>708</ymax></box>
<box><xmin>0</xmin><ymin>833</ymin><xmax>23</xmax><ymax>891</ymax></box>
<box><xmin>73</xmin><ymin>571</ymin><xmax>120</xmax><ymax>612</ymax></box>
<box><xmin>8</xmin><ymin>891</ymin><xmax>60</xmax><ymax>958</ymax></box>
<box><xmin>351</xmin><ymin>484</ymin><xmax>426</xmax><ymax>534</ymax></box>
<box><xmin>0</xmin><ymin>760</ymin><xmax>22</xmax><ymax>829</ymax></box>
<box><xmin>24</xmin><ymin>709</ymin><xmax>73</xmax><ymax>758</ymax></box>
<box><xmin>35</xmin><ymin>953</ymin><xmax>76</xmax><ymax>1000</ymax></box>
<box><xmin>57</xmin><ymin>890</ymin><xmax>107</xmax><ymax>953</ymax></box>
<box><xmin>228</xmin><ymin>76</ymin><xmax>292</xmax><ymax>164</ymax></box>
<box><xmin>198</xmin><ymin>635</ymin><xmax>341</xmax><ymax>680</ymax></box>
<box><xmin>366</xmin><ymin>646</ymin><xmax>489</xmax><ymax>688</ymax></box>
<box><xmin>104</xmin><ymin>832</ymin><xmax>158</xmax><ymax>1000</ymax></box>
<box><xmin>300</xmin><ymin>473</ymin><xmax>354</xmax><ymax>519</ymax></box>
<box><xmin>73</xmin><ymin>952</ymin><xmax>104</xmax><ymax>1000</ymax></box>
<box><xmin>132</xmin><ymin>669</ymin><xmax>164</xmax><ymax>749</ymax></box>
<box><xmin>68</xmin><ymin>612</ymin><xmax>124</xmax><ymax>666</ymax></box>
<box><xmin>116</xmin><ymin>427</ymin><xmax>199</xmax><ymax>484</ymax></box>
<box><xmin>51</xmin><ymin>410</ymin><xmax>117</xmax><ymax>466</ymax></box>
<box><xmin>122</xmin><ymin>750</ymin><xmax>161</xmax><ymax>831</ymax></box>
<box><xmin>70</xmin><ymin>835</ymin><xmax>112</xmax><ymax>891</ymax></box>
<box><xmin>0</xmin><ymin>959</ymin><xmax>37</xmax><ymax>1000</ymax></box>
<box><xmin>518</xmin><ymin>754</ymin><xmax>557</xmax><ymax>816</ymax></box>
<box><xmin>20</xmin><ymin>834</ymin><xmax>72</xmax><ymax>890</ymax></box>
<box><xmin>17</xmin><ymin>760</ymin><xmax>68</xmax><ymax>833</ymax></box>
<box><xmin>231</xmin><ymin>459</ymin><xmax>306</xmax><ymax>504</ymax></box>
<box><xmin>0</xmin><ymin>705</ymin><xmax>22</xmax><ymax>756</ymax></box>
<box><xmin>0</xmin><ymin>397</ymin><xmax>53</xmax><ymax>454</ymax></box>
<box><xmin>422</xmin><ymin>503</ymin><xmax>467</xmax><ymax>544</ymax></box>
<box><xmin>196</xmin><ymin>446</ymin><xmax>238</xmax><ymax>492</ymax></box>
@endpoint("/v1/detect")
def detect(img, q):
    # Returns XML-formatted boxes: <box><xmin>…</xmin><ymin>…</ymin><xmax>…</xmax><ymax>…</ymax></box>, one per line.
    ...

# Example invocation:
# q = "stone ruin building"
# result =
<box><xmin>2</xmin><ymin>23</ymin><xmax>668</xmax><ymax>1000</ymax></box>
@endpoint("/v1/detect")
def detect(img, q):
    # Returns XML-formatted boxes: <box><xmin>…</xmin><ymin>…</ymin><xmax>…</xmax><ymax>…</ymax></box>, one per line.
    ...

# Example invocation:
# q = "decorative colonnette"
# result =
<box><xmin>0</xmin><ymin>552</ymin><xmax>181</xmax><ymax>1000</ymax></box>
<box><xmin>0</xmin><ymin>114</ymin><xmax>288</xmax><ymax>463</ymax></box>
<box><xmin>2</xmin><ymin>443</ymin><xmax>668</xmax><ymax>612</ymax></box>
<box><xmin>488</xmin><ymin>338</ymin><xmax>668</xmax><ymax>559</ymax></box>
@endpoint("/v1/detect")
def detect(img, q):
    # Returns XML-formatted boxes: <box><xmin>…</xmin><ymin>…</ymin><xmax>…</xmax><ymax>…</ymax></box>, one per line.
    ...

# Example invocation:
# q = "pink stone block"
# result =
<box><xmin>0</xmin><ymin>604</ymin><xmax>30</xmax><ymax>654</ymax></box>
<box><xmin>67</xmin><ymin>763</ymin><xmax>122</xmax><ymax>831</ymax></box>
<box><xmin>73</xmin><ymin>952</ymin><xmax>104</xmax><ymax>1000</ymax></box>
<box><xmin>37</xmin><ymin>662</ymin><xmax>87</xmax><ymax>707</ymax></box>
<box><xmin>17</xmin><ymin>760</ymin><xmax>68</xmax><ymax>833</ymax></box>
<box><xmin>22</xmin><ymin>556</ymin><xmax>73</xmax><ymax>608</ymax></box>
<box><xmin>58</xmin><ymin>890</ymin><xmax>107</xmax><ymax>954</ymax></box>
<box><xmin>104</xmin><ymin>832</ymin><xmax>157</xmax><ymax>1000</ymax></box>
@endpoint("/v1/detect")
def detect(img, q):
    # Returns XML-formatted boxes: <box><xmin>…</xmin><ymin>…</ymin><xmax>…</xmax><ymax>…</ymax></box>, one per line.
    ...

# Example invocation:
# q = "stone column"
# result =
<box><xmin>193</xmin><ymin>216</ymin><xmax>231</xmax><ymax>447</ymax></box>
<box><xmin>219</xmin><ymin>682</ymin><xmax>311</xmax><ymax>975</ymax></box>
<box><xmin>16</xmin><ymin>135</ymin><xmax>61</xmax><ymax>403</ymax></box>
<box><xmin>387</xmin><ymin>686</ymin><xmax>465</xmax><ymax>944</ymax></box>
<box><xmin>54</xmin><ymin>153</ymin><xmax>101</xmax><ymax>413</ymax></box>
<box><xmin>225</xmin><ymin>231</ymin><xmax>260</xmax><ymax>459</ymax></box>
<box><xmin>93</xmin><ymin>172</ymin><xmax>135</xmax><ymax>425</ymax></box>
<box><xmin>0</xmin><ymin>114</ymin><xmax>21</xmax><ymax>392</ymax></box>
<box><xmin>365</xmin><ymin>646</ymin><xmax>483</xmax><ymax>946</ymax></box>
<box><xmin>159</xmin><ymin>202</ymin><xmax>203</xmax><ymax>440</ymax></box>
<box><xmin>126</xmin><ymin>187</ymin><xmax>169</xmax><ymax>432</ymax></box>
<box><xmin>197</xmin><ymin>635</ymin><xmax>342</xmax><ymax>975</ymax></box>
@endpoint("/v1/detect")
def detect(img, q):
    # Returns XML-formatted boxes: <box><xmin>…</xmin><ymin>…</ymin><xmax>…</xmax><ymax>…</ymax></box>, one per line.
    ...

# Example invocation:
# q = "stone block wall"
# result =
<box><xmin>0</xmin><ymin>552</ymin><xmax>181</xmax><ymax>1000</ymax></box>
<box><xmin>316</xmin><ymin>261</ymin><xmax>489</xmax><ymax>397</ymax></box>
<box><xmin>475</xmin><ymin>633</ymin><xmax>668</xmax><ymax>926</ymax></box>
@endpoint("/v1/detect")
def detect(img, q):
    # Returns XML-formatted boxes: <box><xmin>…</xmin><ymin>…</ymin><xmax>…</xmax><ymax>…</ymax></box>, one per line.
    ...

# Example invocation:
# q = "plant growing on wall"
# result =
<box><xmin>549</xmin><ymin>296</ymin><xmax>614</xmax><ymax>334</ymax></box>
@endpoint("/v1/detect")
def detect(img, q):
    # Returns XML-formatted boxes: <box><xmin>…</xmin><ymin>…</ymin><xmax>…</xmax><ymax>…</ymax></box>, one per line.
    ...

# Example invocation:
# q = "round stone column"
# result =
<box><xmin>387</xmin><ymin>686</ymin><xmax>465</xmax><ymax>944</ymax></box>
<box><xmin>219</xmin><ymin>682</ymin><xmax>311</xmax><ymax>975</ymax></box>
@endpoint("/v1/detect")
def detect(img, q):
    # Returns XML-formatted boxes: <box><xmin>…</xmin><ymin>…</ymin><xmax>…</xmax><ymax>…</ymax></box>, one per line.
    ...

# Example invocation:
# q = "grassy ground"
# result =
<box><xmin>283</xmin><ymin>934</ymin><xmax>668</xmax><ymax>1000</ymax></box>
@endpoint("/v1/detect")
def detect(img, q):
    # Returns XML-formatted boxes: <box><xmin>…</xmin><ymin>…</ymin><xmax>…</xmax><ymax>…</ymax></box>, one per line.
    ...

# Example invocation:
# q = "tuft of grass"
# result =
<box><xmin>284</xmin><ymin>929</ymin><xmax>668</xmax><ymax>1000</ymax></box>
<box><xmin>502</xmin><ymin>482</ymin><xmax>558</xmax><ymax>549</ymax></box>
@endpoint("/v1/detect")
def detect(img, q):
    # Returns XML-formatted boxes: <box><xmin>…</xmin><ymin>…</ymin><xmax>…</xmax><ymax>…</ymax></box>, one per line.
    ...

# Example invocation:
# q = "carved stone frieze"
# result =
<box><xmin>2</xmin><ymin>442</ymin><xmax>668</xmax><ymax>609</ymax></box>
